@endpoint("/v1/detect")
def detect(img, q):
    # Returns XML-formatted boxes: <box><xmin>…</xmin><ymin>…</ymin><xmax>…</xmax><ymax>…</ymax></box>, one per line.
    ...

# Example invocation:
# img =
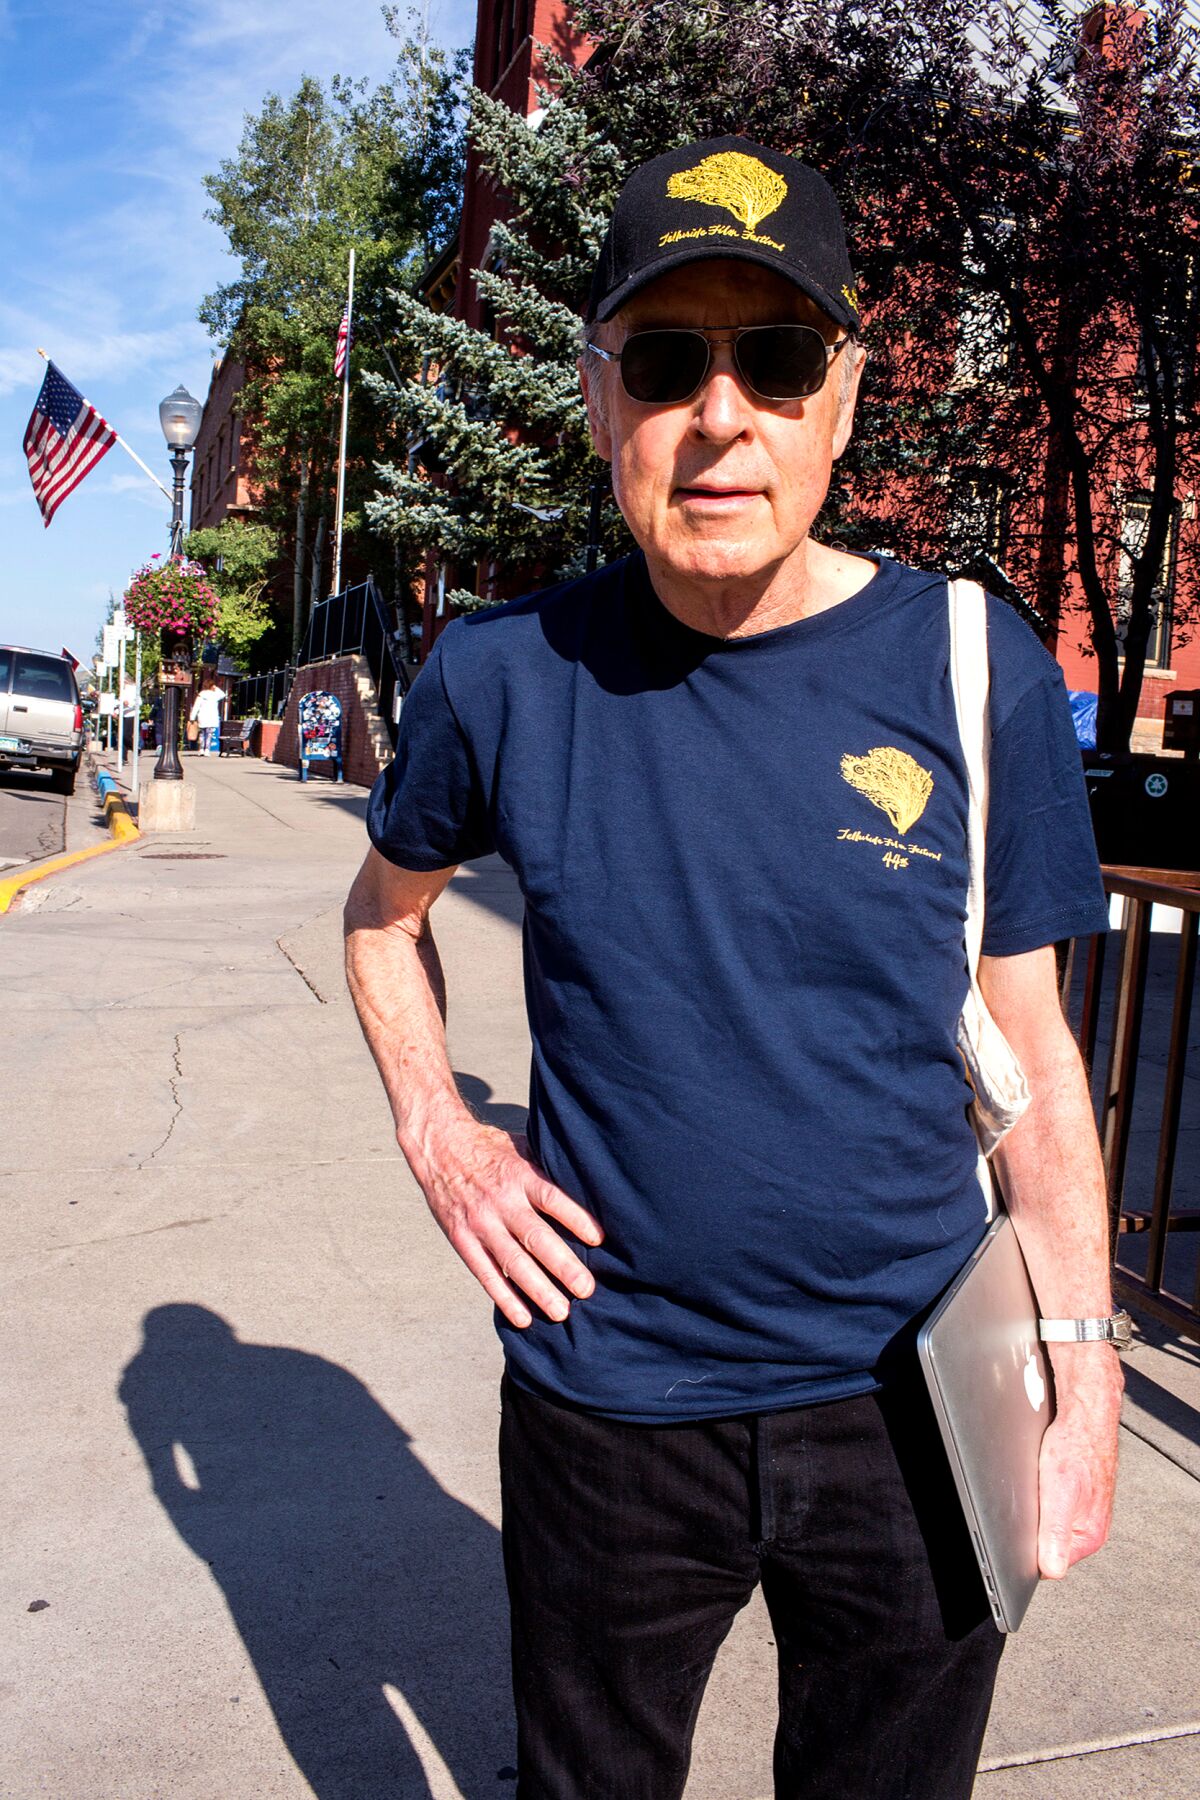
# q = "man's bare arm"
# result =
<box><xmin>344</xmin><ymin>847</ymin><xmax>602</xmax><ymax>1328</ymax></box>
<box><xmin>980</xmin><ymin>944</ymin><xmax>1123</xmax><ymax>1580</ymax></box>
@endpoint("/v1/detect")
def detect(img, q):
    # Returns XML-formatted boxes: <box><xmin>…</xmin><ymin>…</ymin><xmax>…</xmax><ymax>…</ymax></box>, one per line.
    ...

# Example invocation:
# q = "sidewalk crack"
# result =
<box><xmin>276</xmin><ymin>934</ymin><xmax>328</xmax><ymax>1003</ymax></box>
<box><xmin>139</xmin><ymin>1034</ymin><xmax>184</xmax><ymax>1167</ymax></box>
<box><xmin>1119</xmin><ymin>1417</ymin><xmax>1200</xmax><ymax>1484</ymax></box>
<box><xmin>979</xmin><ymin>1719</ymin><xmax>1200</xmax><ymax>1772</ymax></box>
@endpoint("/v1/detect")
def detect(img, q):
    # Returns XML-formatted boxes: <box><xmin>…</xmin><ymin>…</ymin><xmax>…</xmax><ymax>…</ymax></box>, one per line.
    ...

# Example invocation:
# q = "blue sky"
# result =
<box><xmin>0</xmin><ymin>0</ymin><xmax>475</xmax><ymax>665</ymax></box>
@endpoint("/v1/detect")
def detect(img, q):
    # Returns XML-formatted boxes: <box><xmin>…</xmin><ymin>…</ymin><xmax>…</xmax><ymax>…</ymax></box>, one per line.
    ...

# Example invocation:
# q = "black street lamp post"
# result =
<box><xmin>168</xmin><ymin>446</ymin><xmax>190</xmax><ymax>556</ymax></box>
<box><xmin>154</xmin><ymin>385</ymin><xmax>203</xmax><ymax>781</ymax></box>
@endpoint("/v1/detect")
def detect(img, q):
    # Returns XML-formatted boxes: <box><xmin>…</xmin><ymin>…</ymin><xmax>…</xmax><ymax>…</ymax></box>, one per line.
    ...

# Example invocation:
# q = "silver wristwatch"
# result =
<box><xmin>1038</xmin><ymin>1310</ymin><xmax>1133</xmax><ymax>1350</ymax></box>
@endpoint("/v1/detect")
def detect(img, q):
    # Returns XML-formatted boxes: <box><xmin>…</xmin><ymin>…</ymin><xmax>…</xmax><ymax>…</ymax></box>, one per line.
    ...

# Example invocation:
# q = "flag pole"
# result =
<box><xmin>131</xmin><ymin>631</ymin><xmax>142</xmax><ymax>803</ymax></box>
<box><xmin>330</xmin><ymin>248</ymin><xmax>356</xmax><ymax>598</ymax></box>
<box><xmin>36</xmin><ymin>349</ymin><xmax>173</xmax><ymax>507</ymax></box>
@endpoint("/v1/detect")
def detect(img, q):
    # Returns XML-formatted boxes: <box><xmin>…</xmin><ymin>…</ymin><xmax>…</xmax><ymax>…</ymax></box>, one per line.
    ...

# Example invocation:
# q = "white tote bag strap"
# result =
<box><xmin>947</xmin><ymin>579</ymin><xmax>1031</xmax><ymax>1210</ymax></box>
<box><xmin>948</xmin><ymin>578</ymin><xmax>990</xmax><ymax>979</ymax></box>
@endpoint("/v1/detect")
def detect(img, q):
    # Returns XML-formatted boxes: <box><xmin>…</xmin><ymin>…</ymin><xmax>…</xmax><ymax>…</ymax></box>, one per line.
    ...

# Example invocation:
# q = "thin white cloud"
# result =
<box><xmin>0</xmin><ymin>323</ymin><xmax>210</xmax><ymax>399</ymax></box>
<box><xmin>93</xmin><ymin>468</ymin><xmax>173</xmax><ymax>511</ymax></box>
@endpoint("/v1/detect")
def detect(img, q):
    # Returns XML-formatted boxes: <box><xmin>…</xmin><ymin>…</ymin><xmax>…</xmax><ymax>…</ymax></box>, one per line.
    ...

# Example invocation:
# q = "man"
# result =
<box><xmin>345</xmin><ymin>139</ymin><xmax>1121</xmax><ymax>1799</ymax></box>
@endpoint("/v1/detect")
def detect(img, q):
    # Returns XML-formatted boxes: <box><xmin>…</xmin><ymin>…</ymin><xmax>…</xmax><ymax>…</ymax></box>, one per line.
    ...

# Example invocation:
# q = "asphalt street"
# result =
<box><xmin>0</xmin><ymin>767</ymin><xmax>67</xmax><ymax>868</ymax></box>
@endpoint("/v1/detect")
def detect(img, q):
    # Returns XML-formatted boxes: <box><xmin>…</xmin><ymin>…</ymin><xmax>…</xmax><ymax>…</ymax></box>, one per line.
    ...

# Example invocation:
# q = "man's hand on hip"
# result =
<box><xmin>1037</xmin><ymin>1345</ymin><xmax>1123</xmax><ymax>1580</ymax></box>
<box><xmin>403</xmin><ymin>1115</ymin><xmax>603</xmax><ymax>1329</ymax></box>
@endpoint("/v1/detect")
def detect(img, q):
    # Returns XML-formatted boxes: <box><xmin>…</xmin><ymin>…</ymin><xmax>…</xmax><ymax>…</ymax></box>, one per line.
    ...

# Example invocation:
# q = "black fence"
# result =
<box><xmin>233</xmin><ymin>579</ymin><xmax>412</xmax><ymax>746</ymax></box>
<box><xmin>1064</xmin><ymin>873</ymin><xmax>1200</xmax><ymax>1342</ymax></box>
<box><xmin>232</xmin><ymin>666</ymin><xmax>296</xmax><ymax>720</ymax></box>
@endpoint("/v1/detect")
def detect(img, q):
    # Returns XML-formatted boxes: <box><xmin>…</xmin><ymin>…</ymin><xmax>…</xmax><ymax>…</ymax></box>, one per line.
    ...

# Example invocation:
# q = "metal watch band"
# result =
<box><xmin>1038</xmin><ymin>1310</ymin><xmax>1133</xmax><ymax>1349</ymax></box>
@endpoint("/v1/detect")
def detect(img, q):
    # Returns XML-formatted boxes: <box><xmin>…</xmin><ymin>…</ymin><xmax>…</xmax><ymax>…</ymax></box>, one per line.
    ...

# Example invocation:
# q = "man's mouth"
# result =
<box><xmin>675</xmin><ymin>485</ymin><xmax>763</xmax><ymax>504</ymax></box>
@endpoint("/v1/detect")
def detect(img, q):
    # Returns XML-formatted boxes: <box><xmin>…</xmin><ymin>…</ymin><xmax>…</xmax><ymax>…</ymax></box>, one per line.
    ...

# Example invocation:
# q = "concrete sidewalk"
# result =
<box><xmin>1</xmin><ymin>751</ymin><xmax>1197</xmax><ymax>1799</ymax></box>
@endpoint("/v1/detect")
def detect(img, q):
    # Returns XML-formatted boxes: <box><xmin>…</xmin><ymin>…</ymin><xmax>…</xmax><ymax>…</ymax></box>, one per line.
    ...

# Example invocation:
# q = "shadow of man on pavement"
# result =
<box><xmin>120</xmin><ymin>1304</ymin><xmax>513</xmax><ymax>1798</ymax></box>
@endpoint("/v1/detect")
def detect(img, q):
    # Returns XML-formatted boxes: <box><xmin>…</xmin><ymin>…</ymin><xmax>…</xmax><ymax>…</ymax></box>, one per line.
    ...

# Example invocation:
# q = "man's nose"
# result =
<box><xmin>690</xmin><ymin>346</ymin><xmax>755</xmax><ymax>441</ymax></box>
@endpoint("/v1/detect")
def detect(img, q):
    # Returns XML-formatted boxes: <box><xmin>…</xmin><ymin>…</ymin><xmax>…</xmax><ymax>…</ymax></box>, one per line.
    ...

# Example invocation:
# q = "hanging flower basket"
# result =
<box><xmin>123</xmin><ymin>555</ymin><xmax>221</xmax><ymax>678</ymax></box>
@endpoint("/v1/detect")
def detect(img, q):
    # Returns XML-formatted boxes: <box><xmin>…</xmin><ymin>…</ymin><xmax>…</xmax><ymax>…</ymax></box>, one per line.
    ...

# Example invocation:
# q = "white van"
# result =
<box><xmin>0</xmin><ymin>647</ymin><xmax>84</xmax><ymax>794</ymax></box>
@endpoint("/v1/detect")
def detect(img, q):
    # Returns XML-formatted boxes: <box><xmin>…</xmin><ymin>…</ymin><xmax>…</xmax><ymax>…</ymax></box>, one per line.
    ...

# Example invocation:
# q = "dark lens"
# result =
<box><xmin>735</xmin><ymin>325</ymin><xmax>828</xmax><ymax>401</ymax></box>
<box><xmin>619</xmin><ymin>331</ymin><xmax>711</xmax><ymax>404</ymax></box>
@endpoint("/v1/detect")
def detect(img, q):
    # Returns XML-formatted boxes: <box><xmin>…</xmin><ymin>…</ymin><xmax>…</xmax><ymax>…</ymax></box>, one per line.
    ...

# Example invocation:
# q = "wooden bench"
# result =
<box><xmin>219</xmin><ymin>718</ymin><xmax>256</xmax><ymax>756</ymax></box>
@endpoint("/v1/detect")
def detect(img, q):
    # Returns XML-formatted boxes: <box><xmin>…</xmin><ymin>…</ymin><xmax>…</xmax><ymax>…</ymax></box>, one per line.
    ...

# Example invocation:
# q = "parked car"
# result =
<box><xmin>0</xmin><ymin>646</ymin><xmax>84</xmax><ymax>794</ymax></box>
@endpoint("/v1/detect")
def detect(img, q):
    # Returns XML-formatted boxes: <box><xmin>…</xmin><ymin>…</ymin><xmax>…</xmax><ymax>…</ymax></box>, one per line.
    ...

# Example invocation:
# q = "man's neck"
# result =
<box><xmin>644</xmin><ymin>538</ymin><xmax>877</xmax><ymax>640</ymax></box>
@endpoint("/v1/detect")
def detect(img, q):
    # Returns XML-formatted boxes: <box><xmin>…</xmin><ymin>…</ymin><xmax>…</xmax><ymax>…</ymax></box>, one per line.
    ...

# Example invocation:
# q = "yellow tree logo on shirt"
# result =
<box><xmin>840</xmin><ymin>747</ymin><xmax>934</xmax><ymax>834</ymax></box>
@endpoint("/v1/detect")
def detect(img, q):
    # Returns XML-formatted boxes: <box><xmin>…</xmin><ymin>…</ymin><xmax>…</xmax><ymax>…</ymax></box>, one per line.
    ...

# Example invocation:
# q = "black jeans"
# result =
<box><xmin>499</xmin><ymin>1373</ymin><xmax>1004</xmax><ymax>1800</ymax></box>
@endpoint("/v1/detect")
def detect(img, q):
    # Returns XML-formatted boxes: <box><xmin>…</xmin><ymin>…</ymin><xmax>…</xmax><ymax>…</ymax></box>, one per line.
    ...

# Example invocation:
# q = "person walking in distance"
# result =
<box><xmin>345</xmin><ymin>139</ymin><xmax>1120</xmax><ymax>1799</ymax></box>
<box><xmin>189</xmin><ymin>673</ymin><xmax>225</xmax><ymax>757</ymax></box>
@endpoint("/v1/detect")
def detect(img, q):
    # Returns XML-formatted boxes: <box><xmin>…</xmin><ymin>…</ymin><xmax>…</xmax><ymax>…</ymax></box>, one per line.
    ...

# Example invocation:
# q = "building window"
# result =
<box><xmin>1135</xmin><ymin>250</ymin><xmax>1197</xmax><ymax>418</ymax></box>
<box><xmin>1117</xmin><ymin>491</ymin><xmax>1177</xmax><ymax>670</ymax></box>
<box><xmin>945</xmin><ymin>471</ymin><xmax>1011</xmax><ymax>565</ymax></box>
<box><xmin>492</xmin><ymin>0</ymin><xmax>517</xmax><ymax>82</ymax></box>
<box><xmin>952</xmin><ymin>284</ymin><xmax>1011</xmax><ymax>388</ymax></box>
<box><xmin>951</xmin><ymin>218</ymin><xmax>1015</xmax><ymax>389</ymax></box>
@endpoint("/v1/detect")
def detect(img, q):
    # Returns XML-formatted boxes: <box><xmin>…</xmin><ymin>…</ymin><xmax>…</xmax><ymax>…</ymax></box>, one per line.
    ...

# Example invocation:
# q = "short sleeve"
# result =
<box><xmin>982</xmin><ymin>665</ymin><xmax>1109</xmax><ymax>955</ymax></box>
<box><xmin>366</xmin><ymin>632</ymin><xmax>495</xmax><ymax>870</ymax></box>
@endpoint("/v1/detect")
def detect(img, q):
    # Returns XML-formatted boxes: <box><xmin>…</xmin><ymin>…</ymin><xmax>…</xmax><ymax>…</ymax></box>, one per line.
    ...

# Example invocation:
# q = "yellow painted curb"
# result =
<box><xmin>0</xmin><ymin>837</ymin><xmax>129</xmax><ymax>914</ymax></box>
<box><xmin>0</xmin><ymin>769</ymin><xmax>140</xmax><ymax>914</ymax></box>
<box><xmin>104</xmin><ymin>793</ymin><xmax>140</xmax><ymax>842</ymax></box>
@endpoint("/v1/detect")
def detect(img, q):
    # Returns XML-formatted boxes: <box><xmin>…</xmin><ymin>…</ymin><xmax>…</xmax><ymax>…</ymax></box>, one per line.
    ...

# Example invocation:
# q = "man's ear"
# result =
<box><xmin>578</xmin><ymin>359</ymin><xmax>613</xmax><ymax>464</ymax></box>
<box><xmin>831</xmin><ymin>346</ymin><xmax>866</xmax><ymax>463</ymax></box>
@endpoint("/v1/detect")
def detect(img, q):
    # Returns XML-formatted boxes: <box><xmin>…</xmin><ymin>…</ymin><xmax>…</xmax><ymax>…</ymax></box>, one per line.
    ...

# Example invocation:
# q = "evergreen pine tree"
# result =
<box><xmin>367</xmin><ymin>94</ymin><xmax>626</xmax><ymax>611</ymax></box>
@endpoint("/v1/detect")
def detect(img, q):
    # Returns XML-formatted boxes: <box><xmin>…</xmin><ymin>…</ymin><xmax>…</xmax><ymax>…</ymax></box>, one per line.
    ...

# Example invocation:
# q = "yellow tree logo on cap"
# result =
<box><xmin>840</xmin><ymin>747</ymin><xmax>934</xmax><ymax>834</ymax></box>
<box><xmin>667</xmin><ymin>152</ymin><xmax>788</xmax><ymax>236</ymax></box>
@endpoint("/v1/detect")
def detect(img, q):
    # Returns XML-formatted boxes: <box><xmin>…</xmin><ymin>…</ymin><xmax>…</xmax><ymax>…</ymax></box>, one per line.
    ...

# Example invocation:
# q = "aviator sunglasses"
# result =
<box><xmin>586</xmin><ymin>324</ymin><xmax>853</xmax><ymax>406</ymax></box>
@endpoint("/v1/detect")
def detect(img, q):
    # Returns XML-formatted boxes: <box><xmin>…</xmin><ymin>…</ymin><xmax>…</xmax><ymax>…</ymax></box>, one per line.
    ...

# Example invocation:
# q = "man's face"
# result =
<box><xmin>581</xmin><ymin>260</ymin><xmax>863</xmax><ymax>592</ymax></box>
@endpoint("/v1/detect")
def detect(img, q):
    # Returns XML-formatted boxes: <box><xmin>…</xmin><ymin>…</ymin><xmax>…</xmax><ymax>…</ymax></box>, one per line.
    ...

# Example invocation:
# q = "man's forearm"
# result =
<box><xmin>344</xmin><ymin>867</ymin><xmax>471</xmax><ymax>1165</ymax></box>
<box><xmin>343</xmin><ymin>852</ymin><xmax>602</xmax><ymax>1327</ymax></box>
<box><xmin>992</xmin><ymin>1012</ymin><xmax>1124</xmax><ymax>1405</ymax></box>
<box><xmin>991</xmin><ymin>1021</ymin><xmax>1114</xmax><ymax>1328</ymax></box>
<box><xmin>983</xmin><ymin>955</ymin><xmax>1123</xmax><ymax>1575</ymax></box>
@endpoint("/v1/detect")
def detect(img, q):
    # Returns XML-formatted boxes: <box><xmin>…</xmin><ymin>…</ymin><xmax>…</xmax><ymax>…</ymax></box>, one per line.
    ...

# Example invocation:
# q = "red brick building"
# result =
<box><xmin>188</xmin><ymin>355</ymin><xmax>259</xmax><ymax>531</ymax></box>
<box><xmin>456</xmin><ymin>0</ymin><xmax>590</xmax><ymax>333</ymax></box>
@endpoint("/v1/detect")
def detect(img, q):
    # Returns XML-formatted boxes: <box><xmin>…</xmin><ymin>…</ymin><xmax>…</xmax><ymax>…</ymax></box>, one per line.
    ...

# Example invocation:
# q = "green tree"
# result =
<box><xmin>367</xmin><ymin>91</ymin><xmax>625</xmax><ymax>610</ymax></box>
<box><xmin>200</xmin><ymin>10</ymin><xmax>469</xmax><ymax>654</ymax></box>
<box><xmin>368</xmin><ymin>0</ymin><xmax>1199</xmax><ymax>750</ymax></box>
<box><xmin>185</xmin><ymin>521</ymin><xmax>279</xmax><ymax>666</ymax></box>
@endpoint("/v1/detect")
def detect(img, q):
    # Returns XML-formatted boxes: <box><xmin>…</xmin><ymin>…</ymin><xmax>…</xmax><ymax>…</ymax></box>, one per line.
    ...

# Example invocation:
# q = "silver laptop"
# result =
<box><xmin>917</xmin><ymin>1213</ymin><xmax>1052</xmax><ymax>1633</ymax></box>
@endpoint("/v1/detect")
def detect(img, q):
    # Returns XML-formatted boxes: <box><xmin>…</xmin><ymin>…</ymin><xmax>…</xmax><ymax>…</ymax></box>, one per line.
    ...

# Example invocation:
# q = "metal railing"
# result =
<box><xmin>295</xmin><ymin>579</ymin><xmax>410</xmax><ymax>747</ymax></box>
<box><xmin>232</xmin><ymin>666</ymin><xmax>295</xmax><ymax>720</ymax></box>
<box><xmin>232</xmin><ymin>579</ymin><xmax>411</xmax><ymax>744</ymax></box>
<box><xmin>1063</xmin><ymin>872</ymin><xmax>1200</xmax><ymax>1340</ymax></box>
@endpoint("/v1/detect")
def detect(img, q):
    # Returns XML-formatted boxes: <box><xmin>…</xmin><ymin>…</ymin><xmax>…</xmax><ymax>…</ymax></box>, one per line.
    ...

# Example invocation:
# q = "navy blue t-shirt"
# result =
<box><xmin>367</xmin><ymin>553</ymin><xmax>1109</xmax><ymax>1421</ymax></box>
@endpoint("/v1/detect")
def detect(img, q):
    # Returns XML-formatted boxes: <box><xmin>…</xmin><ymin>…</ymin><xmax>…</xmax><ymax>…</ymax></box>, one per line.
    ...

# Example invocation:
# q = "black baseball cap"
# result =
<box><xmin>586</xmin><ymin>137</ymin><xmax>861</xmax><ymax>334</ymax></box>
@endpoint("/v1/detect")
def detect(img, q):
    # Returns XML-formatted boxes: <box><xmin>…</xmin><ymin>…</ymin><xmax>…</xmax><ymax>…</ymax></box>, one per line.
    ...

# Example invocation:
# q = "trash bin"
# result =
<box><xmin>1083</xmin><ymin>753</ymin><xmax>1200</xmax><ymax>872</ymax></box>
<box><xmin>1163</xmin><ymin>690</ymin><xmax>1200</xmax><ymax>760</ymax></box>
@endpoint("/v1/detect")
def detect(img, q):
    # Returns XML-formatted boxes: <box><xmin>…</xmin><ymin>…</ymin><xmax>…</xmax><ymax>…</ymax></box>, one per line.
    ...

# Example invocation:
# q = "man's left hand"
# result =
<box><xmin>1037</xmin><ymin>1346</ymin><xmax>1123</xmax><ymax>1579</ymax></box>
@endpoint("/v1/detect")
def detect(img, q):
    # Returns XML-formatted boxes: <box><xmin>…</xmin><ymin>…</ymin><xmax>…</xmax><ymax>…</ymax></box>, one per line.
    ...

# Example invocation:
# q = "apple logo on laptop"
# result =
<box><xmin>1023</xmin><ymin>1353</ymin><xmax>1047</xmax><ymax>1413</ymax></box>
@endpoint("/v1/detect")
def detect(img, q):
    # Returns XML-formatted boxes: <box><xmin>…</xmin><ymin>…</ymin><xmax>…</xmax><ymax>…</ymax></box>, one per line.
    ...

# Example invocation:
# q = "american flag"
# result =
<box><xmin>334</xmin><ymin>310</ymin><xmax>353</xmax><ymax>381</ymax></box>
<box><xmin>24</xmin><ymin>362</ymin><xmax>117</xmax><ymax>527</ymax></box>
